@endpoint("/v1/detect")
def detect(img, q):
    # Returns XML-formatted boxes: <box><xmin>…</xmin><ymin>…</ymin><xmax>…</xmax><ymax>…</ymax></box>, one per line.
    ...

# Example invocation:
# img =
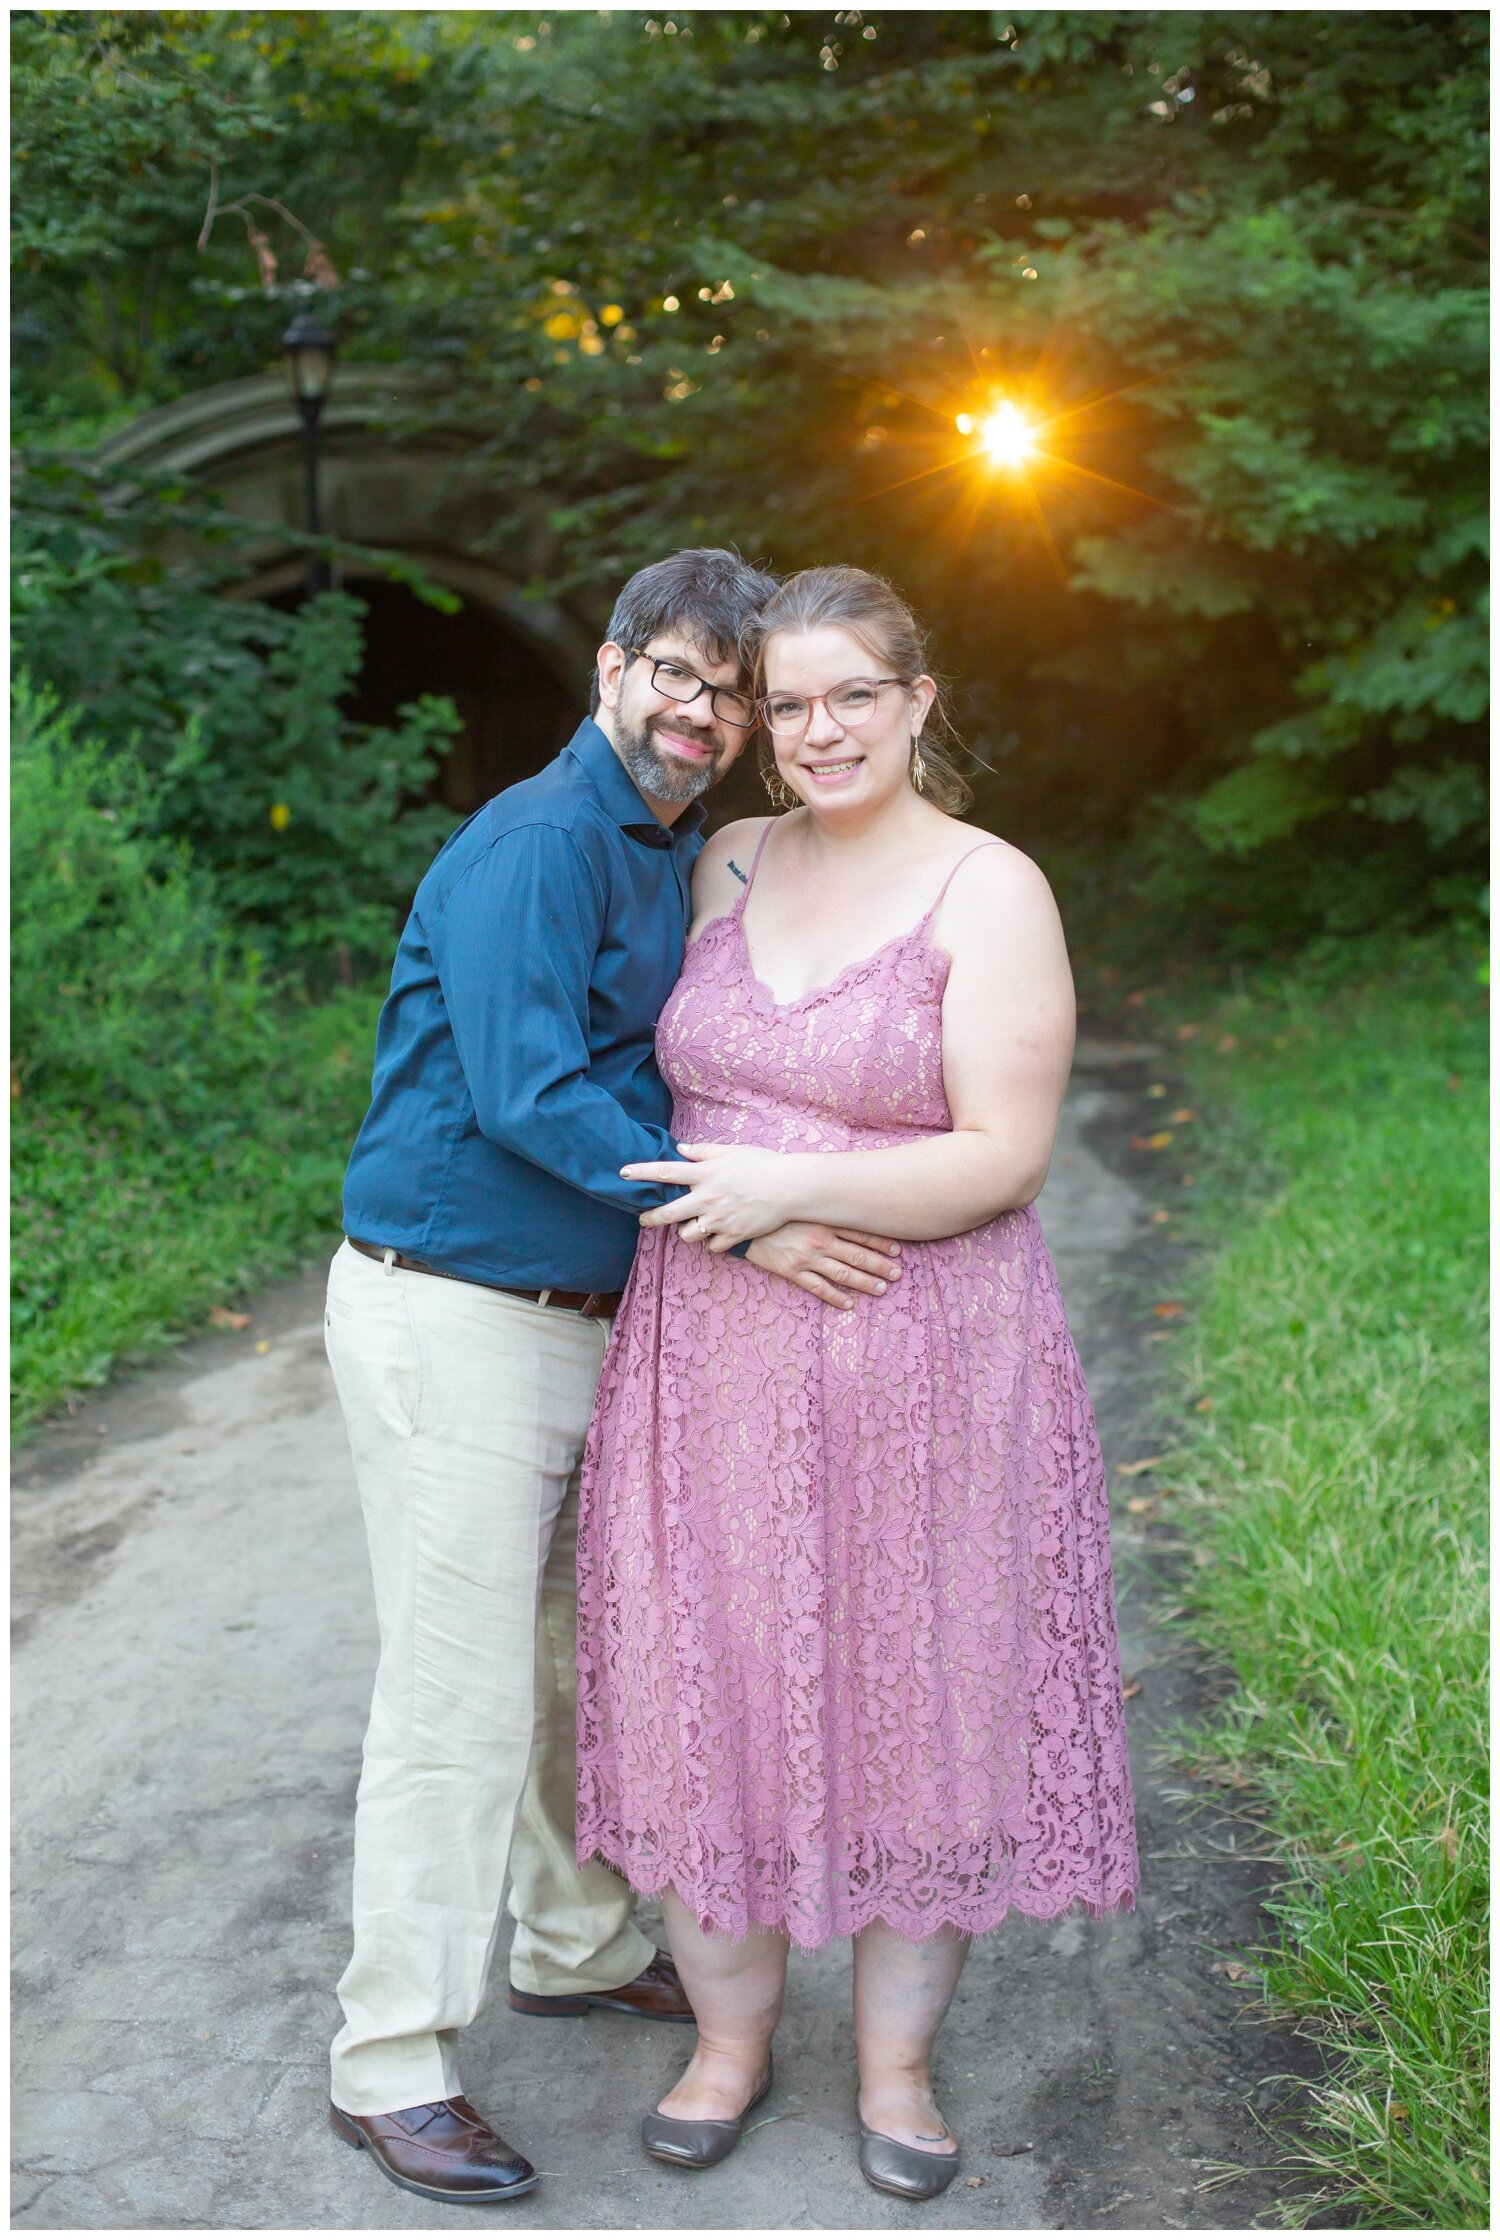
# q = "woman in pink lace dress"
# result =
<box><xmin>576</xmin><ymin>567</ymin><xmax>1137</xmax><ymax>2197</ymax></box>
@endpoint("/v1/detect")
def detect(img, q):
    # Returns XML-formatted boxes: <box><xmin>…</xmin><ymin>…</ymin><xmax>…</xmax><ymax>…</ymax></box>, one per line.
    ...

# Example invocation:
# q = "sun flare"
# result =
<box><xmin>978</xmin><ymin>401</ymin><xmax>1037</xmax><ymax>468</ymax></box>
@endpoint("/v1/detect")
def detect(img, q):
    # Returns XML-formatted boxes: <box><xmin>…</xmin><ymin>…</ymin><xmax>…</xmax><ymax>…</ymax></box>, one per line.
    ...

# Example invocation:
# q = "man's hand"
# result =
<box><xmin>745</xmin><ymin>1224</ymin><xmax>903</xmax><ymax>1309</ymax></box>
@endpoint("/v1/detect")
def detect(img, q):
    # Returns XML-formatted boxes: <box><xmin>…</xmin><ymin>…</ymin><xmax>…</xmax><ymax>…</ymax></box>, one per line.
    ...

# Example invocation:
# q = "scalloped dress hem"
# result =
<box><xmin>576</xmin><ymin>1840</ymin><xmax>1137</xmax><ymax>1952</ymax></box>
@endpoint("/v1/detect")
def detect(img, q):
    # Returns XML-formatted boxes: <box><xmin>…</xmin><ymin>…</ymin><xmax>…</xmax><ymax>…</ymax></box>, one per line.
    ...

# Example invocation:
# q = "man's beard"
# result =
<box><xmin>616</xmin><ymin>707</ymin><xmax>724</xmax><ymax>805</ymax></box>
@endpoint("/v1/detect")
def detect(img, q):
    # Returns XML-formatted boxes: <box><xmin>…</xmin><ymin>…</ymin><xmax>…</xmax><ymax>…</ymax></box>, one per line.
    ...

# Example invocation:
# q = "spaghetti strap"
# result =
<box><xmin>923</xmin><ymin>840</ymin><xmax>1006</xmax><ymax>920</ymax></box>
<box><xmin>736</xmin><ymin>818</ymin><xmax>779</xmax><ymax>907</ymax></box>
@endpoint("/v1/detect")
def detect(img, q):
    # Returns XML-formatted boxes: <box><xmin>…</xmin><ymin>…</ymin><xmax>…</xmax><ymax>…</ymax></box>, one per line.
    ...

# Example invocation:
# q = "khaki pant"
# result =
<box><xmin>323</xmin><ymin>1241</ymin><xmax>652</xmax><ymax>2115</ymax></box>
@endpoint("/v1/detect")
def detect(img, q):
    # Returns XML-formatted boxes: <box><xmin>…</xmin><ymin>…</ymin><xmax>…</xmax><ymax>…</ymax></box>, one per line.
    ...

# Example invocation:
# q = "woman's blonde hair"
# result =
<box><xmin>743</xmin><ymin>564</ymin><xmax>973</xmax><ymax>816</ymax></box>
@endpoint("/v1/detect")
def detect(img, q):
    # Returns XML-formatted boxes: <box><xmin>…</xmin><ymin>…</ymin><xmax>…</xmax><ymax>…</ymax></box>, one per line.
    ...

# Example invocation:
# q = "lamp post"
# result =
<box><xmin>281</xmin><ymin>308</ymin><xmax>337</xmax><ymax>597</ymax></box>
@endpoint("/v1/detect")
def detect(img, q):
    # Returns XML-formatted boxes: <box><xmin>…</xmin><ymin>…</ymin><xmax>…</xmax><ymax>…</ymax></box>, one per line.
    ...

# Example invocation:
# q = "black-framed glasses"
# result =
<box><xmin>760</xmin><ymin>676</ymin><xmax>910</xmax><ymax>736</ymax></box>
<box><xmin>625</xmin><ymin>647</ymin><xmax>757</xmax><ymax>731</ymax></box>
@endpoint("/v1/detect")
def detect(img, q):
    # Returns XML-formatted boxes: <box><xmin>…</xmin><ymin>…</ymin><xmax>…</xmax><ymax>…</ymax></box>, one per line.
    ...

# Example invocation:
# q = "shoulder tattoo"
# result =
<box><xmin>726</xmin><ymin>858</ymin><xmax>748</xmax><ymax>885</ymax></box>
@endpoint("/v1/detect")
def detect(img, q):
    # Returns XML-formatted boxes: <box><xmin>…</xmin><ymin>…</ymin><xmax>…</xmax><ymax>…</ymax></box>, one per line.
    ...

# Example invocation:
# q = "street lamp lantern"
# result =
<box><xmin>282</xmin><ymin>307</ymin><xmax>337</xmax><ymax>413</ymax></box>
<box><xmin>281</xmin><ymin>308</ymin><xmax>337</xmax><ymax>594</ymax></box>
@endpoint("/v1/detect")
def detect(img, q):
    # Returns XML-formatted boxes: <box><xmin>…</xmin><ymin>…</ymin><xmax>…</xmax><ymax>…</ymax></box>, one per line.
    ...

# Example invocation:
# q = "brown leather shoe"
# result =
<box><xmin>329</xmin><ymin>2097</ymin><xmax>538</xmax><ymax>2203</ymax></box>
<box><xmin>507</xmin><ymin>1948</ymin><xmax>694</xmax><ymax>2024</ymax></box>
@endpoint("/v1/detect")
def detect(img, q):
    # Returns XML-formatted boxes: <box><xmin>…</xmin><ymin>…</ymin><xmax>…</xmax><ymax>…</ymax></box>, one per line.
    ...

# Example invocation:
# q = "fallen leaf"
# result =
<box><xmin>1388</xmin><ymin>2102</ymin><xmax>1410</xmax><ymax>2123</ymax></box>
<box><xmin>209</xmin><ymin>1307</ymin><xmax>252</xmax><ymax>1332</ymax></box>
<box><xmin>1153</xmin><ymin>1300</ymin><xmax>1186</xmax><ymax>1319</ymax></box>
<box><xmin>1447</xmin><ymin>1074</ymin><xmax>1462</xmax><ymax>1093</ymax></box>
<box><xmin>1117</xmin><ymin>1455</ymin><xmax>1164</xmax><ymax>1477</ymax></box>
<box><xmin>1125</xmin><ymin>990</ymin><xmax>1148</xmax><ymax>1008</ymax></box>
<box><xmin>1122</xmin><ymin>1679</ymin><xmax>1143</xmax><ymax>1699</ymax></box>
<box><xmin>1193</xmin><ymin>1395</ymin><xmax>1215</xmax><ymax>1412</ymax></box>
<box><xmin>1125</xmin><ymin>1497</ymin><xmax>1157</xmax><ymax>1517</ymax></box>
<box><xmin>1215</xmin><ymin>1032</ymin><xmax>1238</xmax><ymax>1052</ymax></box>
<box><xmin>254</xmin><ymin>1339</ymin><xmax>271</xmax><ymax>1354</ymax></box>
<box><xmin>1168</xmin><ymin>1107</ymin><xmax>1198</xmax><ymax>1125</ymax></box>
<box><xmin>990</xmin><ymin>2141</ymin><xmax>1035</xmax><ymax>2157</ymax></box>
<box><xmin>1174</xmin><ymin>1022</ymin><xmax>1200</xmax><ymax>1039</ymax></box>
<box><xmin>1437</xmin><ymin>1826</ymin><xmax>1460</xmax><ymax>1864</ymax></box>
<box><xmin>966</xmin><ymin>2175</ymin><xmax>986</xmax><ymax>2186</ymax></box>
<box><xmin>1129</xmin><ymin>1130</ymin><xmax>1175</xmax><ymax>1151</ymax></box>
<box><xmin>1150</xmin><ymin>1208</ymin><xmax>1173</xmax><ymax>1223</ymax></box>
<box><xmin>1146</xmin><ymin>1083</ymin><xmax>1167</xmax><ymax>1098</ymax></box>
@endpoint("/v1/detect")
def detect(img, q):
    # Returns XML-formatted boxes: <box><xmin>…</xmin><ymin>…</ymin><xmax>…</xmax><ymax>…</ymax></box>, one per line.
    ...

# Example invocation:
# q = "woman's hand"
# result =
<box><xmin>620</xmin><ymin>1143</ymin><xmax>801</xmax><ymax>1246</ymax></box>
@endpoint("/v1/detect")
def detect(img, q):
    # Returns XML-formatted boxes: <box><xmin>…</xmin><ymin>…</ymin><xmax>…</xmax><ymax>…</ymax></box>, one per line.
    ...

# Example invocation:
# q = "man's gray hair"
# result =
<box><xmin>589</xmin><ymin>547</ymin><xmax>778</xmax><ymax>713</ymax></box>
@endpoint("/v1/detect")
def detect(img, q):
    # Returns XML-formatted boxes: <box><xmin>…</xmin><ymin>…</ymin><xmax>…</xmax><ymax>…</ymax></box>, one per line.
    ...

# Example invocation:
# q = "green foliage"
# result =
<box><xmin>11</xmin><ymin>676</ymin><xmax>269</xmax><ymax>1125</ymax></box>
<box><xmin>12</xmin><ymin>453</ymin><xmax>459</xmax><ymax>973</ymax></box>
<box><xmin>11</xmin><ymin>7</ymin><xmax>1488</xmax><ymax>949</ymax></box>
<box><xmin>1158</xmin><ymin>939</ymin><xmax>1488</xmax><ymax>2225</ymax></box>
<box><xmin>12</xmin><ymin>988</ymin><xmax>381</xmax><ymax>1438</ymax></box>
<box><xmin>10</xmin><ymin>677</ymin><xmax>385</xmax><ymax>1432</ymax></box>
<box><xmin>134</xmin><ymin>591</ymin><xmax>459</xmax><ymax>971</ymax></box>
<box><xmin>10</xmin><ymin>7</ymin><xmax>436</xmax><ymax>422</ymax></box>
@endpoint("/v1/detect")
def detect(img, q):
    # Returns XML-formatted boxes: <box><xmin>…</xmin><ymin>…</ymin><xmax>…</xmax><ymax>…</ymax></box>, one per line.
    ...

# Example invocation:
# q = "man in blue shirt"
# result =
<box><xmin>324</xmin><ymin>550</ymin><xmax>900</xmax><ymax>2206</ymax></box>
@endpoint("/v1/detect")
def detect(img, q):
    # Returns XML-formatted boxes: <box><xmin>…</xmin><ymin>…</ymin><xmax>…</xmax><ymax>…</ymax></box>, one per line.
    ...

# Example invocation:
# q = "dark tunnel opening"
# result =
<box><xmin>269</xmin><ymin>574</ymin><xmax>581</xmax><ymax>816</ymax></box>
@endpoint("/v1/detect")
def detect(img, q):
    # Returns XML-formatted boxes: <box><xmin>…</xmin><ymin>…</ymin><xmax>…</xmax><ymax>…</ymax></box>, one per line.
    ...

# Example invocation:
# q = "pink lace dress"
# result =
<box><xmin>575</xmin><ymin>833</ymin><xmax>1138</xmax><ymax>1949</ymax></box>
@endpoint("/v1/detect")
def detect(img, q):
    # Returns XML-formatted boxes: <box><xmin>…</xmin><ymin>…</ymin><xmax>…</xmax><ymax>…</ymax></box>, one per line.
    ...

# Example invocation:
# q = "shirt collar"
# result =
<box><xmin>563</xmin><ymin>717</ymin><xmax>706</xmax><ymax>849</ymax></box>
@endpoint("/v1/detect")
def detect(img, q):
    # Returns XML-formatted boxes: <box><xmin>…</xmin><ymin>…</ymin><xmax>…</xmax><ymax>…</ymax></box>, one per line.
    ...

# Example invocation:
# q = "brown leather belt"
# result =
<box><xmin>346</xmin><ymin>1237</ymin><xmax>621</xmax><ymax>1319</ymax></box>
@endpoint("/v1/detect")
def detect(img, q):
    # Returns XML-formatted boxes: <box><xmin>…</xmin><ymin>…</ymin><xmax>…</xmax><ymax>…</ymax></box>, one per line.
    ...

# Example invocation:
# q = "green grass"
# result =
<box><xmin>1149</xmin><ymin>934</ymin><xmax>1488</xmax><ymax>2226</ymax></box>
<box><xmin>12</xmin><ymin>986</ymin><xmax>384</xmax><ymax>1439</ymax></box>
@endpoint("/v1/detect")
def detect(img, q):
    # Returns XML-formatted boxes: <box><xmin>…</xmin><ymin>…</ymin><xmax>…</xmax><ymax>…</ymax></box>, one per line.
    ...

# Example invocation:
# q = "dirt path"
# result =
<box><xmin>12</xmin><ymin>1040</ymin><xmax>1316</xmax><ymax>2230</ymax></box>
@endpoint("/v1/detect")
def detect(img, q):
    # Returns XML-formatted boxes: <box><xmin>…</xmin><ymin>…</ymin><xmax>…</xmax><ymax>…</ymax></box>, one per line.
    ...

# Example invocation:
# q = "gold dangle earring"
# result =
<box><xmin>910</xmin><ymin>737</ymin><xmax>928</xmax><ymax>795</ymax></box>
<box><xmin>763</xmin><ymin>764</ymin><xmax>801</xmax><ymax>812</ymax></box>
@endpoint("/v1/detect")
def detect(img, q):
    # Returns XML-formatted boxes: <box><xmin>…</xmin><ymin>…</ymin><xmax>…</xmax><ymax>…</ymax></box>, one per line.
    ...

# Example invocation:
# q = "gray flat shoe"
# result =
<box><xmin>858</xmin><ymin>2117</ymin><xmax>961</xmax><ymax>2200</ymax></box>
<box><xmin>641</xmin><ymin>2058</ymin><xmax>773</xmax><ymax>2169</ymax></box>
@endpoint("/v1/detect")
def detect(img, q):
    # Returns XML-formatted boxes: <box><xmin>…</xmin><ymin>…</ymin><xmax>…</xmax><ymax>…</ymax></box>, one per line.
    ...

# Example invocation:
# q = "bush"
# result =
<box><xmin>12</xmin><ymin>990</ymin><xmax>382</xmax><ymax>1437</ymax></box>
<box><xmin>11</xmin><ymin>676</ymin><xmax>271</xmax><ymax>1126</ymax></box>
<box><xmin>12</xmin><ymin>451</ymin><xmax>460</xmax><ymax>976</ymax></box>
<box><xmin>10</xmin><ymin>679</ymin><xmax>387</xmax><ymax>1432</ymax></box>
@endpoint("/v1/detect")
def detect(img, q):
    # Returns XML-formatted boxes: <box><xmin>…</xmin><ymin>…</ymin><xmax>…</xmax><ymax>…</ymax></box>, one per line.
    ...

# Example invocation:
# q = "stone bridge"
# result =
<box><xmin>95</xmin><ymin>367</ymin><xmax>594</xmax><ymax>812</ymax></box>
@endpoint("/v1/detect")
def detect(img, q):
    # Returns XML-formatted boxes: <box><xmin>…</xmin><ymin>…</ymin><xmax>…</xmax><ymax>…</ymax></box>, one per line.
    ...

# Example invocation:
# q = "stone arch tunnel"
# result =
<box><xmin>94</xmin><ymin>367</ymin><xmax>593</xmax><ymax>815</ymax></box>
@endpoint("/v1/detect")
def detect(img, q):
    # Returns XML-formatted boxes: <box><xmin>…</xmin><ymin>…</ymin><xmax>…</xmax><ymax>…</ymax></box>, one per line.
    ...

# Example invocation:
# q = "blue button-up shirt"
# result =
<box><xmin>342</xmin><ymin>718</ymin><xmax>704</xmax><ymax>1292</ymax></box>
